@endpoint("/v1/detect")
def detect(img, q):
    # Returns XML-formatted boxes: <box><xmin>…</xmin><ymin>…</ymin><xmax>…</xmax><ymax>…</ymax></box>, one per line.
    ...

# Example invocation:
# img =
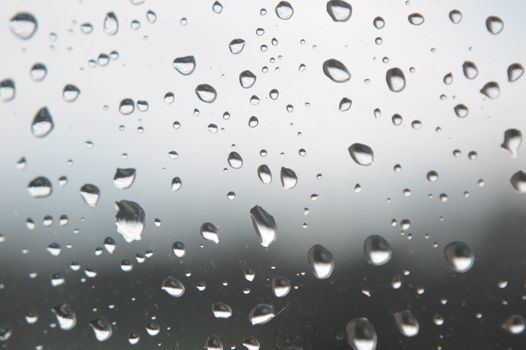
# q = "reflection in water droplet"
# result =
<box><xmin>195</xmin><ymin>84</ymin><xmax>217</xmax><ymax>103</ymax></box>
<box><xmin>30</xmin><ymin>63</ymin><xmax>47</xmax><ymax>81</ymax></box>
<box><xmin>346</xmin><ymin>318</ymin><xmax>377</xmax><ymax>350</ymax></box>
<box><xmin>172</xmin><ymin>241</ymin><xmax>186</xmax><ymax>258</ymax></box>
<box><xmin>62</xmin><ymin>84</ymin><xmax>80</xmax><ymax>102</ymax></box>
<box><xmin>52</xmin><ymin>303</ymin><xmax>77</xmax><ymax>330</ymax></box>
<box><xmin>161</xmin><ymin>276</ymin><xmax>185</xmax><ymax>297</ymax></box>
<box><xmin>449</xmin><ymin>9</ymin><xmax>462</xmax><ymax>24</ymax></box>
<box><xmin>80</xmin><ymin>184</ymin><xmax>100</xmax><ymax>207</ymax></box>
<box><xmin>250</xmin><ymin>205</ymin><xmax>277</xmax><ymax>247</ymax></box>
<box><xmin>119</xmin><ymin>98</ymin><xmax>135</xmax><ymax>115</ymax></box>
<box><xmin>444</xmin><ymin>241</ymin><xmax>474</xmax><ymax>273</ymax></box>
<box><xmin>173</xmin><ymin>56</ymin><xmax>196</xmax><ymax>75</ymax></box>
<box><xmin>454</xmin><ymin>104</ymin><xmax>469</xmax><ymax>118</ymax></box>
<box><xmin>10</xmin><ymin>12</ymin><xmax>38</xmax><ymax>39</ymax></box>
<box><xmin>502</xmin><ymin>314</ymin><xmax>525</xmax><ymax>335</ymax></box>
<box><xmin>280</xmin><ymin>167</ymin><xmax>298</xmax><ymax>190</ymax></box>
<box><xmin>212</xmin><ymin>1</ymin><xmax>223</xmax><ymax>14</ymax></box>
<box><xmin>462</xmin><ymin>61</ymin><xmax>478</xmax><ymax>80</ymax></box>
<box><xmin>275</xmin><ymin>1</ymin><xmax>294</xmax><ymax>20</ymax></box>
<box><xmin>394</xmin><ymin>310</ymin><xmax>419</xmax><ymax>337</ymax></box>
<box><xmin>408</xmin><ymin>13</ymin><xmax>424</xmax><ymax>25</ymax></box>
<box><xmin>508</xmin><ymin>63</ymin><xmax>524</xmax><ymax>82</ymax></box>
<box><xmin>227</xmin><ymin>151</ymin><xmax>243</xmax><ymax>169</ymax></box>
<box><xmin>323</xmin><ymin>58</ymin><xmax>351</xmax><ymax>83</ymax></box>
<box><xmin>171</xmin><ymin>177</ymin><xmax>182</xmax><ymax>191</ymax></box>
<box><xmin>212</xmin><ymin>302</ymin><xmax>232</xmax><ymax>319</ymax></box>
<box><xmin>511</xmin><ymin>170</ymin><xmax>526</xmax><ymax>193</ymax></box>
<box><xmin>28</xmin><ymin>176</ymin><xmax>52</xmax><ymax>198</ymax></box>
<box><xmin>307</xmin><ymin>244</ymin><xmax>334</xmax><ymax>279</ymax></box>
<box><xmin>201</xmin><ymin>222</ymin><xmax>219</xmax><ymax>244</ymax></box>
<box><xmin>103</xmin><ymin>12</ymin><xmax>119</xmax><ymax>36</ymax></box>
<box><xmin>114</xmin><ymin>168</ymin><xmax>136</xmax><ymax>189</ymax></box>
<box><xmin>339</xmin><ymin>97</ymin><xmax>352</xmax><ymax>111</ymax></box>
<box><xmin>0</xmin><ymin>79</ymin><xmax>15</xmax><ymax>101</ymax></box>
<box><xmin>501</xmin><ymin>129</ymin><xmax>522</xmax><ymax>158</ymax></box>
<box><xmin>348</xmin><ymin>143</ymin><xmax>374</xmax><ymax>166</ymax></box>
<box><xmin>486</xmin><ymin>16</ymin><xmax>504</xmax><ymax>35</ymax></box>
<box><xmin>272</xmin><ymin>276</ymin><xmax>291</xmax><ymax>297</ymax></box>
<box><xmin>205</xmin><ymin>335</ymin><xmax>223</xmax><ymax>350</ymax></box>
<box><xmin>242</xmin><ymin>336</ymin><xmax>260</xmax><ymax>350</ymax></box>
<box><xmin>326</xmin><ymin>0</ymin><xmax>352</xmax><ymax>22</ymax></box>
<box><xmin>364</xmin><ymin>235</ymin><xmax>392</xmax><ymax>266</ymax></box>
<box><xmin>479</xmin><ymin>81</ymin><xmax>500</xmax><ymax>99</ymax></box>
<box><xmin>90</xmin><ymin>318</ymin><xmax>112</xmax><ymax>342</ymax></box>
<box><xmin>386</xmin><ymin>68</ymin><xmax>406</xmax><ymax>92</ymax></box>
<box><xmin>239</xmin><ymin>70</ymin><xmax>257</xmax><ymax>88</ymax></box>
<box><xmin>229</xmin><ymin>39</ymin><xmax>245</xmax><ymax>54</ymax></box>
<box><xmin>249</xmin><ymin>304</ymin><xmax>275</xmax><ymax>325</ymax></box>
<box><xmin>31</xmin><ymin>107</ymin><xmax>54</xmax><ymax>138</ymax></box>
<box><xmin>257</xmin><ymin>164</ymin><xmax>272</xmax><ymax>184</ymax></box>
<box><xmin>115</xmin><ymin>200</ymin><xmax>145</xmax><ymax>242</ymax></box>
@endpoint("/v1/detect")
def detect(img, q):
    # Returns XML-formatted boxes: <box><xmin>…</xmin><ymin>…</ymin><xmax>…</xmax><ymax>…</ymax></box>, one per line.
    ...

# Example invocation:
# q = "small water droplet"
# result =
<box><xmin>52</xmin><ymin>303</ymin><xmax>77</xmax><ymax>330</ymax></box>
<box><xmin>307</xmin><ymin>244</ymin><xmax>334</xmax><ymax>279</ymax></box>
<box><xmin>386</xmin><ymin>67</ymin><xmax>406</xmax><ymax>92</ymax></box>
<box><xmin>323</xmin><ymin>58</ymin><xmax>351</xmax><ymax>83</ymax></box>
<box><xmin>449</xmin><ymin>9</ymin><xmax>462</xmax><ymax>24</ymax></box>
<box><xmin>272</xmin><ymin>276</ymin><xmax>291</xmax><ymax>297</ymax></box>
<box><xmin>205</xmin><ymin>335</ymin><xmax>223</xmax><ymax>350</ymax></box>
<box><xmin>326</xmin><ymin>0</ymin><xmax>352</xmax><ymax>22</ymax></box>
<box><xmin>195</xmin><ymin>84</ymin><xmax>217</xmax><ymax>103</ymax></box>
<box><xmin>0</xmin><ymin>79</ymin><xmax>15</xmax><ymax>101</ymax></box>
<box><xmin>30</xmin><ymin>63</ymin><xmax>47</xmax><ymax>81</ymax></box>
<box><xmin>227</xmin><ymin>151</ymin><xmax>243</xmax><ymax>169</ymax></box>
<box><xmin>257</xmin><ymin>164</ymin><xmax>272</xmax><ymax>184</ymax></box>
<box><xmin>503</xmin><ymin>314</ymin><xmax>525</xmax><ymax>335</ymax></box>
<box><xmin>480</xmin><ymin>81</ymin><xmax>500</xmax><ymax>99</ymax></box>
<box><xmin>173</xmin><ymin>56</ymin><xmax>196</xmax><ymax>75</ymax></box>
<box><xmin>212</xmin><ymin>1</ymin><xmax>223</xmax><ymax>14</ymax></box>
<box><xmin>240</xmin><ymin>70</ymin><xmax>257</xmax><ymax>88</ymax></box>
<box><xmin>62</xmin><ymin>84</ymin><xmax>80</xmax><ymax>102</ymax></box>
<box><xmin>119</xmin><ymin>98</ymin><xmax>135</xmax><ymax>115</ymax></box>
<box><xmin>454</xmin><ymin>104</ymin><xmax>469</xmax><ymax>118</ymax></box>
<box><xmin>229</xmin><ymin>39</ymin><xmax>245</xmax><ymax>54</ymax></box>
<box><xmin>511</xmin><ymin>170</ymin><xmax>526</xmax><ymax>193</ymax></box>
<box><xmin>339</xmin><ymin>97</ymin><xmax>352</xmax><ymax>111</ymax></box>
<box><xmin>408</xmin><ymin>13</ymin><xmax>424</xmax><ymax>25</ymax></box>
<box><xmin>444</xmin><ymin>241</ymin><xmax>474</xmax><ymax>273</ymax></box>
<box><xmin>172</xmin><ymin>241</ymin><xmax>186</xmax><ymax>258</ymax></box>
<box><xmin>394</xmin><ymin>310</ymin><xmax>419</xmax><ymax>337</ymax></box>
<box><xmin>212</xmin><ymin>302</ymin><xmax>232</xmax><ymax>319</ymax></box>
<box><xmin>103</xmin><ymin>12</ymin><xmax>119</xmax><ymax>36</ymax></box>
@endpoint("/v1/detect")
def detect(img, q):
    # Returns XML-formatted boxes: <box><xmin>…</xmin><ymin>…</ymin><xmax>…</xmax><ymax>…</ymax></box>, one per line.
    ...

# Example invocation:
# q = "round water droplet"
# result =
<box><xmin>173</xmin><ymin>56</ymin><xmax>196</xmax><ymax>75</ymax></box>
<box><xmin>280</xmin><ymin>167</ymin><xmax>298</xmax><ymax>190</ymax></box>
<box><xmin>454</xmin><ymin>104</ymin><xmax>469</xmax><ymax>118</ymax></box>
<box><xmin>339</xmin><ymin>97</ymin><xmax>352</xmax><ymax>111</ymax></box>
<box><xmin>227</xmin><ymin>151</ymin><xmax>243</xmax><ymax>169</ymax></box>
<box><xmin>444</xmin><ymin>241</ymin><xmax>474</xmax><ymax>273</ymax></box>
<box><xmin>161</xmin><ymin>276</ymin><xmax>185</xmax><ymax>297</ymax></box>
<box><xmin>249</xmin><ymin>304</ymin><xmax>275</xmax><ymax>325</ymax></box>
<box><xmin>462</xmin><ymin>61</ymin><xmax>478</xmax><ymax>80</ymax></box>
<box><xmin>242</xmin><ymin>336</ymin><xmax>260</xmax><ymax>350</ymax></box>
<box><xmin>272</xmin><ymin>276</ymin><xmax>291</xmax><ymax>297</ymax></box>
<box><xmin>90</xmin><ymin>318</ymin><xmax>112</xmax><ymax>342</ymax></box>
<box><xmin>275</xmin><ymin>1</ymin><xmax>294</xmax><ymax>20</ymax></box>
<box><xmin>28</xmin><ymin>176</ymin><xmax>52</xmax><ymax>198</ymax></box>
<box><xmin>307</xmin><ymin>244</ymin><xmax>334</xmax><ymax>279</ymax></box>
<box><xmin>449</xmin><ymin>9</ymin><xmax>462</xmax><ymax>24</ymax></box>
<box><xmin>511</xmin><ymin>170</ymin><xmax>526</xmax><ymax>193</ymax></box>
<box><xmin>115</xmin><ymin>200</ymin><xmax>145</xmax><ymax>242</ymax></box>
<box><xmin>346</xmin><ymin>318</ymin><xmax>377</xmax><ymax>350</ymax></box>
<box><xmin>239</xmin><ymin>70</ymin><xmax>257</xmax><ymax>88</ymax></box>
<box><xmin>503</xmin><ymin>314</ymin><xmax>525</xmax><ymax>335</ymax></box>
<box><xmin>212</xmin><ymin>302</ymin><xmax>232</xmax><ymax>319</ymax></box>
<box><xmin>486</xmin><ymin>16</ymin><xmax>503</xmax><ymax>35</ymax></box>
<box><xmin>52</xmin><ymin>303</ymin><xmax>77</xmax><ymax>330</ymax></box>
<box><xmin>119</xmin><ymin>98</ymin><xmax>135</xmax><ymax>115</ymax></box>
<box><xmin>201</xmin><ymin>222</ymin><xmax>219</xmax><ymax>244</ymax></box>
<box><xmin>10</xmin><ymin>12</ymin><xmax>38</xmax><ymax>40</ymax></box>
<box><xmin>31</xmin><ymin>107</ymin><xmax>54</xmax><ymax>138</ymax></box>
<box><xmin>30</xmin><ymin>63</ymin><xmax>47</xmax><ymax>81</ymax></box>
<box><xmin>80</xmin><ymin>184</ymin><xmax>100</xmax><ymax>207</ymax></box>
<box><xmin>103</xmin><ymin>12</ymin><xmax>119</xmax><ymax>36</ymax></box>
<box><xmin>348</xmin><ymin>143</ymin><xmax>374</xmax><ymax>166</ymax></box>
<box><xmin>364</xmin><ymin>235</ymin><xmax>392</xmax><ymax>266</ymax></box>
<box><xmin>195</xmin><ymin>84</ymin><xmax>217</xmax><ymax>103</ymax></box>
<box><xmin>0</xmin><ymin>79</ymin><xmax>15</xmax><ymax>101</ymax></box>
<box><xmin>114</xmin><ymin>168</ymin><xmax>136</xmax><ymax>189</ymax></box>
<box><xmin>62</xmin><ymin>84</ymin><xmax>80</xmax><ymax>102</ymax></box>
<box><xmin>408</xmin><ymin>13</ymin><xmax>424</xmax><ymax>25</ymax></box>
<box><xmin>250</xmin><ymin>205</ymin><xmax>277</xmax><ymax>247</ymax></box>
<box><xmin>229</xmin><ymin>39</ymin><xmax>245</xmax><ymax>54</ymax></box>
<box><xmin>326</xmin><ymin>0</ymin><xmax>352</xmax><ymax>22</ymax></box>
<box><xmin>386</xmin><ymin>67</ymin><xmax>406</xmax><ymax>92</ymax></box>
<box><xmin>427</xmin><ymin>170</ymin><xmax>439</xmax><ymax>182</ymax></box>
<box><xmin>394</xmin><ymin>310</ymin><xmax>419</xmax><ymax>337</ymax></box>
<box><xmin>257</xmin><ymin>164</ymin><xmax>272</xmax><ymax>184</ymax></box>
<box><xmin>507</xmin><ymin>63</ymin><xmax>524</xmax><ymax>82</ymax></box>
<box><xmin>323</xmin><ymin>58</ymin><xmax>351</xmax><ymax>83</ymax></box>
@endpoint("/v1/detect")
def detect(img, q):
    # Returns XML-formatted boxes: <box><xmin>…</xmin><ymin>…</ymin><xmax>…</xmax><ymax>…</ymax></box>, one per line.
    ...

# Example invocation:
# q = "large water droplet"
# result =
<box><xmin>326</xmin><ymin>0</ymin><xmax>352</xmax><ymax>22</ymax></box>
<box><xmin>348</xmin><ymin>143</ymin><xmax>374</xmax><ymax>166</ymax></box>
<box><xmin>386</xmin><ymin>68</ymin><xmax>406</xmax><ymax>92</ymax></box>
<box><xmin>502</xmin><ymin>314</ymin><xmax>525</xmax><ymax>335</ymax></box>
<box><xmin>103</xmin><ymin>12</ymin><xmax>119</xmax><ymax>36</ymax></box>
<box><xmin>275</xmin><ymin>1</ymin><xmax>294</xmax><ymax>20</ymax></box>
<box><xmin>62</xmin><ymin>84</ymin><xmax>80</xmax><ymax>102</ymax></box>
<box><xmin>449</xmin><ymin>9</ymin><xmax>462</xmax><ymax>24</ymax></box>
<box><xmin>249</xmin><ymin>304</ymin><xmax>275</xmax><ymax>325</ymax></box>
<box><xmin>394</xmin><ymin>310</ymin><xmax>419</xmax><ymax>337</ymax></box>
<box><xmin>205</xmin><ymin>335</ymin><xmax>223</xmax><ymax>350</ymax></box>
<box><xmin>242</xmin><ymin>336</ymin><xmax>260</xmax><ymax>350</ymax></box>
<box><xmin>52</xmin><ymin>303</ymin><xmax>77</xmax><ymax>330</ymax></box>
<box><xmin>10</xmin><ymin>12</ymin><xmax>37</xmax><ymax>40</ymax></box>
<box><xmin>30</xmin><ymin>63</ymin><xmax>47</xmax><ymax>81</ymax></box>
<box><xmin>346</xmin><ymin>318</ymin><xmax>377</xmax><ymax>350</ymax></box>
<box><xmin>364</xmin><ymin>235</ymin><xmax>392</xmax><ymax>266</ymax></box>
<box><xmin>31</xmin><ymin>107</ymin><xmax>54</xmax><ymax>138</ymax></box>
<box><xmin>115</xmin><ymin>200</ymin><xmax>145</xmax><ymax>242</ymax></box>
<box><xmin>323</xmin><ymin>59</ymin><xmax>351</xmax><ymax>83</ymax></box>
<box><xmin>195</xmin><ymin>84</ymin><xmax>217</xmax><ymax>103</ymax></box>
<box><xmin>119</xmin><ymin>98</ymin><xmax>135</xmax><ymax>115</ymax></box>
<box><xmin>462</xmin><ymin>61</ymin><xmax>478</xmax><ymax>80</ymax></box>
<box><xmin>114</xmin><ymin>168</ymin><xmax>136</xmax><ymax>189</ymax></box>
<box><xmin>272</xmin><ymin>276</ymin><xmax>291</xmax><ymax>297</ymax></box>
<box><xmin>201</xmin><ymin>222</ymin><xmax>219</xmax><ymax>244</ymax></box>
<box><xmin>90</xmin><ymin>318</ymin><xmax>112</xmax><ymax>342</ymax></box>
<box><xmin>28</xmin><ymin>177</ymin><xmax>52</xmax><ymax>198</ymax></box>
<box><xmin>229</xmin><ymin>39</ymin><xmax>245</xmax><ymax>54</ymax></box>
<box><xmin>280</xmin><ymin>167</ymin><xmax>298</xmax><ymax>190</ymax></box>
<box><xmin>507</xmin><ymin>63</ymin><xmax>524</xmax><ymax>82</ymax></box>
<box><xmin>239</xmin><ymin>70</ymin><xmax>257</xmax><ymax>88</ymax></box>
<box><xmin>480</xmin><ymin>81</ymin><xmax>500</xmax><ymax>99</ymax></box>
<box><xmin>486</xmin><ymin>16</ymin><xmax>503</xmax><ymax>35</ymax></box>
<box><xmin>212</xmin><ymin>302</ymin><xmax>232</xmax><ymax>319</ymax></box>
<box><xmin>173</xmin><ymin>56</ymin><xmax>196</xmax><ymax>75</ymax></box>
<box><xmin>161</xmin><ymin>276</ymin><xmax>185</xmax><ymax>297</ymax></box>
<box><xmin>227</xmin><ymin>151</ymin><xmax>243</xmax><ymax>169</ymax></box>
<box><xmin>454</xmin><ymin>104</ymin><xmax>469</xmax><ymax>118</ymax></box>
<box><xmin>0</xmin><ymin>79</ymin><xmax>15</xmax><ymax>101</ymax></box>
<box><xmin>511</xmin><ymin>170</ymin><xmax>526</xmax><ymax>193</ymax></box>
<box><xmin>307</xmin><ymin>244</ymin><xmax>334</xmax><ymax>279</ymax></box>
<box><xmin>444</xmin><ymin>241</ymin><xmax>474</xmax><ymax>273</ymax></box>
<box><xmin>501</xmin><ymin>129</ymin><xmax>522</xmax><ymax>158</ymax></box>
<box><xmin>172</xmin><ymin>241</ymin><xmax>186</xmax><ymax>258</ymax></box>
<box><xmin>408</xmin><ymin>13</ymin><xmax>425</xmax><ymax>25</ymax></box>
<box><xmin>80</xmin><ymin>184</ymin><xmax>100</xmax><ymax>207</ymax></box>
<box><xmin>250</xmin><ymin>205</ymin><xmax>277</xmax><ymax>247</ymax></box>
<box><xmin>257</xmin><ymin>164</ymin><xmax>272</xmax><ymax>184</ymax></box>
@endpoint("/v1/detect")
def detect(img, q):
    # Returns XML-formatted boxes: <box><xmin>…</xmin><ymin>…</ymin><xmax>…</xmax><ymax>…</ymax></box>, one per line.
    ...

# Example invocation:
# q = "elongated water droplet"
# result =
<box><xmin>250</xmin><ymin>205</ymin><xmax>277</xmax><ymax>247</ymax></box>
<box><xmin>205</xmin><ymin>335</ymin><xmax>223</xmax><ymax>350</ymax></box>
<box><xmin>503</xmin><ymin>314</ymin><xmax>525</xmax><ymax>335</ymax></box>
<box><xmin>501</xmin><ymin>129</ymin><xmax>522</xmax><ymax>158</ymax></box>
<box><xmin>239</xmin><ymin>70</ymin><xmax>257</xmax><ymax>88</ymax></box>
<box><xmin>307</xmin><ymin>244</ymin><xmax>334</xmax><ymax>279</ymax></box>
<box><xmin>90</xmin><ymin>318</ymin><xmax>112</xmax><ymax>342</ymax></box>
<box><xmin>104</xmin><ymin>237</ymin><xmax>116</xmax><ymax>253</ymax></box>
<box><xmin>212</xmin><ymin>302</ymin><xmax>232</xmax><ymax>319</ymax></box>
<box><xmin>52</xmin><ymin>303</ymin><xmax>77</xmax><ymax>330</ymax></box>
<box><xmin>507</xmin><ymin>63</ymin><xmax>524</xmax><ymax>82</ymax></box>
<box><xmin>0</xmin><ymin>326</ymin><xmax>12</xmax><ymax>342</ymax></box>
<box><xmin>275</xmin><ymin>1</ymin><xmax>294</xmax><ymax>20</ymax></box>
<box><xmin>272</xmin><ymin>276</ymin><xmax>291</xmax><ymax>297</ymax></box>
<box><xmin>326</xmin><ymin>0</ymin><xmax>352</xmax><ymax>22</ymax></box>
<box><xmin>161</xmin><ymin>276</ymin><xmax>185</xmax><ymax>297</ymax></box>
<box><xmin>511</xmin><ymin>170</ymin><xmax>526</xmax><ymax>193</ymax></box>
<box><xmin>171</xmin><ymin>177</ymin><xmax>182</xmax><ymax>191</ymax></box>
<box><xmin>408</xmin><ymin>13</ymin><xmax>424</xmax><ymax>25</ymax></box>
<box><xmin>480</xmin><ymin>81</ymin><xmax>500</xmax><ymax>99</ymax></box>
<box><xmin>229</xmin><ymin>39</ymin><xmax>245</xmax><ymax>54</ymax></box>
<box><xmin>339</xmin><ymin>97</ymin><xmax>352</xmax><ymax>111</ymax></box>
<box><xmin>0</xmin><ymin>79</ymin><xmax>15</xmax><ymax>101</ymax></box>
<box><xmin>80</xmin><ymin>184</ymin><xmax>100</xmax><ymax>207</ymax></box>
<box><xmin>31</xmin><ymin>107</ymin><xmax>54</xmax><ymax>138</ymax></box>
<box><xmin>173</xmin><ymin>56</ymin><xmax>196</xmax><ymax>75</ymax></box>
<box><xmin>10</xmin><ymin>12</ymin><xmax>37</xmax><ymax>39</ymax></box>
<box><xmin>364</xmin><ymin>235</ymin><xmax>392</xmax><ymax>266</ymax></box>
<box><xmin>249</xmin><ymin>304</ymin><xmax>275</xmax><ymax>325</ymax></box>
<box><xmin>114</xmin><ymin>168</ymin><xmax>136</xmax><ymax>189</ymax></box>
<box><xmin>323</xmin><ymin>58</ymin><xmax>351</xmax><ymax>83</ymax></box>
<box><xmin>62</xmin><ymin>84</ymin><xmax>80</xmax><ymax>102</ymax></box>
<box><xmin>386</xmin><ymin>67</ymin><xmax>406</xmax><ymax>92</ymax></box>
<box><xmin>201</xmin><ymin>222</ymin><xmax>219</xmax><ymax>244</ymax></box>
<box><xmin>28</xmin><ymin>176</ymin><xmax>52</xmax><ymax>198</ymax></box>
<box><xmin>280</xmin><ymin>167</ymin><xmax>297</xmax><ymax>190</ymax></box>
<box><xmin>257</xmin><ymin>164</ymin><xmax>272</xmax><ymax>184</ymax></box>
<box><xmin>394</xmin><ymin>310</ymin><xmax>419</xmax><ymax>337</ymax></box>
<box><xmin>115</xmin><ymin>200</ymin><xmax>145</xmax><ymax>242</ymax></box>
<box><xmin>486</xmin><ymin>16</ymin><xmax>503</xmax><ymax>35</ymax></box>
<box><xmin>462</xmin><ymin>61</ymin><xmax>478</xmax><ymax>80</ymax></box>
<box><xmin>242</xmin><ymin>336</ymin><xmax>260</xmax><ymax>350</ymax></box>
<box><xmin>195</xmin><ymin>84</ymin><xmax>217</xmax><ymax>103</ymax></box>
<box><xmin>348</xmin><ymin>143</ymin><xmax>374</xmax><ymax>166</ymax></box>
<box><xmin>346</xmin><ymin>318</ymin><xmax>377</xmax><ymax>350</ymax></box>
<box><xmin>103</xmin><ymin>12</ymin><xmax>119</xmax><ymax>36</ymax></box>
<box><xmin>444</xmin><ymin>241</ymin><xmax>474</xmax><ymax>273</ymax></box>
<box><xmin>228</xmin><ymin>151</ymin><xmax>243</xmax><ymax>169</ymax></box>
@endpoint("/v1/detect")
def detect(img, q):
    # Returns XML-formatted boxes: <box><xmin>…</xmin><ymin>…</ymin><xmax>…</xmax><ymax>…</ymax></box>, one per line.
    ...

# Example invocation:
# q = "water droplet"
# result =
<box><xmin>346</xmin><ymin>318</ymin><xmax>377</xmax><ymax>350</ymax></box>
<box><xmin>52</xmin><ymin>303</ymin><xmax>77</xmax><ymax>330</ymax></box>
<box><xmin>161</xmin><ymin>276</ymin><xmax>185</xmax><ymax>297</ymax></box>
<box><xmin>115</xmin><ymin>200</ymin><xmax>145</xmax><ymax>242</ymax></box>
<box><xmin>275</xmin><ymin>1</ymin><xmax>294</xmax><ymax>20</ymax></box>
<box><xmin>228</xmin><ymin>151</ymin><xmax>243</xmax><ymax>169</ymax></box>
<box><xmin>408</xmin><ymin>13</ymin><xmax>424</xmax><ymax>25</ymax></box>
<box><xmin>364</xmin><ymin>235</ymin><xmax>392</xmax><ymax>266</ymax></box>
<box><xmin>119</xmin><ymin>98</ymin><xmax>135</xmax><ymax>115</ymax></box>
<box><xmin>394</xmin><ymin>310</ymin><xmax>419</xmax><ymax>337</ymax></box>
<box><xmin>373</xmin><ymin>16</ymin><xmax>385</xmax><ymax>29</ymax></box>
<box><xmin>114</xmin><ymin>168</ymin><xmax>136</xmax><ymax>189</ymax></box>
<box><xmin>250</xmin><ymin>205</ymin><xmax>277</xmax><ymax>247</ymax></box>
<box><xmin>201</xmin><ymin>222</ymin><xmax>219</xmax><ymax>244</ymax></box>
<box><xmin>240</xmin><ymin>70</ymin><xmax>257</xmax><ymax>88</ymax></box>
<box><xmin>307</xmin><ymin>244</ymin><xmax>334</xmax><ymax>279</ymax></box>
<box><xmin>480</xmin><ymin>81</ymin><xmax>500</xmax><ymax>99</ymax></box>
<box><xmin>242</xmin><ymin>336</ymin><xmax>260</xmax><ymax>350</ymax></box>
<box><xmin>172</xmin><ymin>241</ymin><xmax>186</xmax><ymax>258</ymax></box>
<box><xmin>444</xmin><ymin>241</ymin><xmax>474</xmax><ymax>273</ymax></box>
<box><xmin>280</xmin><ymin>167</ymin><xmax>298</xmax><ymax>190</ymax></box>
<box><xmin>229</xmin><ymin>39</ymin><xmax>245</xmax><ymax>54</ymax></box>
<box><xmin>486</xmin><ymin>16</ymin><xmax>503</xmax><ymax>35</ymax></box>
<box><xmin>31</xmin><ymin>107</ymin><xmax>54</xmax><ymax>138</ymax></box>
<box><xmin>249</xmin><ymin>304</ymin><xmax>275</xmax><ymax>325</ymax></box>
<box><xmin>454</xmin><ymin>104</ymin><xmax>469</xmax><ymax>118</ymax></box>
<box><xmin>507</xmin><ymin>63</ymin><xmax>524</xmax><ymax>82</ymax></box>
<box><xmin>449</xmin><ymin>9</ymin><xmax>462</xmax><ymax>24</ymax></box>
<box><xmin>427</xmin><ymin>170</ymin><xmax>439</xmax><ymax>182</ymax></box>
<box><xmin>212</xmin><ymin>1</ymin><xmax>223</xmax><ymax>14</ymax></box>
<box><xmin>30</xmin><ymin>63</ymin><xmax>47</xmax><ymax>81</ymax></box>
<box><xmin>503</xmin><ymin>314</ymin><xmax>525</xmax><ymax>334</ymax></box>
<box><xmin>90</xmin><ymin>318</ymin><xmax>112</xmax><ymax>342</ymax></box>
<box><xmin>173</xmin><ymin>56</ymin><xmax>196</xmax><ymax>75</ymax></box>
<box><xmin>323</xmin><ymin>58</ymin><xmax>351</xmax><ymax>83</ymax></box>
<box><xmin>257</xmin><ymin>164</ymin><xmax>272</xmax><ymax>184</ymax></box>
<box><xmin>205</xmin><ymin>335</ymin><xmax>223</xmax><ymax>350</ymax></box>
<box><xmin>511</xmin><ymin>170</ymin><xmax>526</xmax><ymax>193</ymax></box>
<box><xmin>10</xmin><ymin>12</ymin><xmax>37</xmax><ymax>39</ymax></box>
<box><xmin>272</xmin><ymin>276</ymin><xmax>291</xmax><ymax>297</ymax></box>
<box><xmin>0</xmin><ymin>79</ymin><xmax>15</xmax><ymax>101</ymax></box>
<box><xmin>103</xmin><ymin>12</ymin><xmax>119</xmax><ymax>36</ymax></box>
<box><xmin>339</xmin><ymin>97</ymin><xmax>352</xmax><ymax>111</ymax></box>
<box><xmin>28</xmin><ymin>176</ymin><xmax>52</xmax><ymax>198</ymax></box>
<box><xmin>386</xmin><ymin>68</ymin><xmax>406</xmax><ymax>92</ymax></box>
<box><xmin>348</xmin><ymin>143</ymin><xmax>374</xmax><ymax>166</ymax></box>
<box><xmin>0</xmin><ymin>326</ymin><xmax>12</xmax><ymax>342</ymax></box>
<box><xmin>171</xmin><ymin>177</ymin><xmax>182</xmax><ymax>191</ymax></box>
<box><xmin>62</xmin><ymin>84</ymin><xmax>80</xmax><ymax>102</ymax></box>
<box><xmin>501</xmin><ymin>129</ymin><xmax>522</xmax><ymax>158</ymax></box>
<box><xmin>326</xmin><ymin>0</ymin><xmax>352</xmax><ymax>22</ymax></box>
<box><xmin>195</xmin><ymin>84</ymin><xmax>217</xmax><ymax>103</ymax></box>
<box><xmin>104</xmin><ymin>237</ymin><xmax>116</xmax><ymax>253</ymax></box>
<box><xmin>80</xmin><ymin>184</ymin><xmax>100</xmax><ymax>207</ymax></box>
<box><xmin>212</xmin><ymin>302</ymin><xmax>232</xmax><ymax>319</ymax></box>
